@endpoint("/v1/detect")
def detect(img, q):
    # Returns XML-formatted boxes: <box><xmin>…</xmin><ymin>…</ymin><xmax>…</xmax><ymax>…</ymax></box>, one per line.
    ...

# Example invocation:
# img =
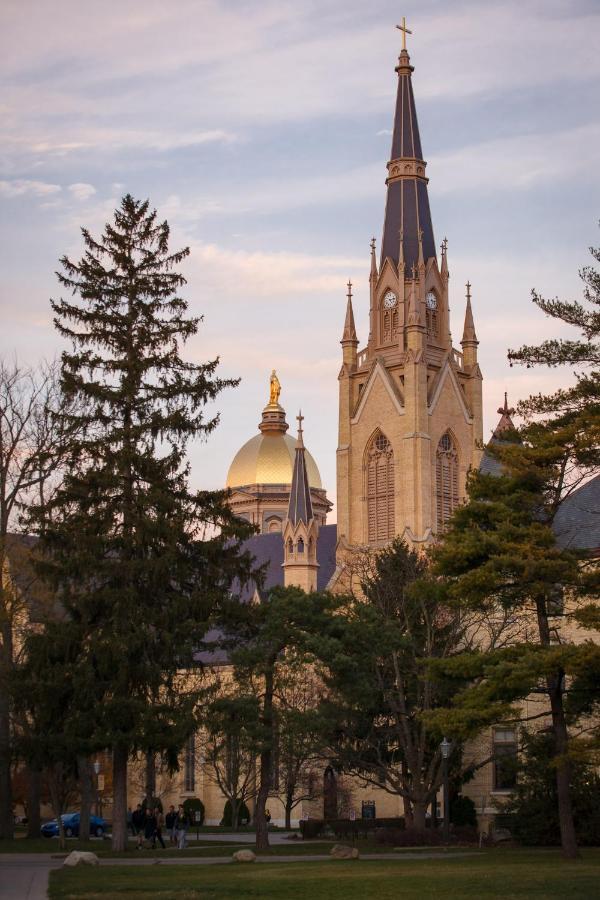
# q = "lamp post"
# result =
<box><xmin>441</xmin><ymin>737</ymin><xmax>451</xmax><ymax>846</ymax></box>
<box><xmin>93</xmin><ymin>761</ymin><xmax>101</xmax><ymax>818</ymax></box>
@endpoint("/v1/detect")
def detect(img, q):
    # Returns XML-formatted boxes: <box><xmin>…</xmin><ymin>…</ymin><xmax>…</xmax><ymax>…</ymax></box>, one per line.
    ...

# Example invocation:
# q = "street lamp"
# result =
<box><xmin>440</xmin><ymin>737</ymin><xmax>451</xmax><ymax>846</ymax></box>
<box><xmin>93</xmin><ymin>761</ymin><xmax>101</xmax><ymax>818</ymax></box>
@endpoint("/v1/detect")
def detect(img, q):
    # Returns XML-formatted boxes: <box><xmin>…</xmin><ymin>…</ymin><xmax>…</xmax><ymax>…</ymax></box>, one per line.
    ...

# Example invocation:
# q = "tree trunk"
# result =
<box><xmin>26</xmin><ymin>767</ymin><xmax>41</xmax><ymax>839</ymax></box>
<box><xmin>536</xmin><ymin>599</ymin><xmax>579</xmax><ymax>859</ymax></box>
<box><xmin>402</xmin><ymin>794</ymin><xmax>414</xmax><ymax>829</ymax></box>
<box><xmin>231</xmin><ymin>798</ymin><xmax>239</xmax><ymax>830</ymax></box>
<box><xmin>285</xmin><ymin>788</ymin><xmax>293</xmax><ymax>830</ymax></box>
<box><xmin>111</xmin><ymin>745</ymin><xmax>128</xmax><ymax>852</ymax></box>
<box><xmin>254</xmin><ymin>666</ymin><xmax>274</xmax><ymax>852</ymax></box>
<box><xmin>548</xmin><ymin>673</ymin><xmax>579</xmax><ymax>860</ymax></box>
<box><xmin>0</xmin><ymin>620</ymin><xmax>14</xmax><ymax>840</ymax></box>
<box><xmin>78</xmin><ymin>756</ymin><xmax>93</xmax><ymax>842</ymax></box>
<box><xmin>144</xmin><ymin>750</ymin><xmax>155</xmax><ymax>811</ymax></box>
<box><xmin>412</xmin><ymin>800</ymin><xmax>427</xmax><ymax>832</ymax></box>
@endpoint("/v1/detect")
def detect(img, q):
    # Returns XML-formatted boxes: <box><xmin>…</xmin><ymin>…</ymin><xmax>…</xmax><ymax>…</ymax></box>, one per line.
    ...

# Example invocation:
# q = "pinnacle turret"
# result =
<box><xmin>341</xmin><ymin>280</ymin><xmax>358</xmax><ymax>345</ymax></box>
<box><xmin>493</xmin><ymin>394</ymin><xmax>516</xmax><ymax>439</ymax></box>
<box><xmin>461</xmin><ymin>282</ymin><xmax>478</xmax><ymax>345</ymax></box>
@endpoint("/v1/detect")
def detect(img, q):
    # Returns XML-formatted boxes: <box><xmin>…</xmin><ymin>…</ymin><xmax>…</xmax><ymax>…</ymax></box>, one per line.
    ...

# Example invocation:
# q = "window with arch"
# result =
<box><xmin>436</xmin><ymin>432</ymin><xmax>459</xmax><ymax>531</ymax></box>
<box><xmin>382</xmin><ymin>307</ymin><xmax>399</xmax><ymax>344</ymax></box>
<box><xmin>297</xmin><ymin>538</ymin><xmax>304</xmax><ymax>554</ymax></box>
<box><xmin>366</xmin><ymin>431</ymin><xmax>395</xmax><ymax>543</ymax></box>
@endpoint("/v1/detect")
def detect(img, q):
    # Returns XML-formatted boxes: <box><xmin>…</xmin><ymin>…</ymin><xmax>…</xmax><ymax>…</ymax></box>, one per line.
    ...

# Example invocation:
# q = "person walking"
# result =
<box><xmin>176</xmin><ymin>804</ymin><xmax>190</xmax><ymax>850</ymax></box>
<box><xmin>154</xmin><ymin>806</ymin><xmax>166</xmax><ymax>849</ymax></box>
<box><xmin>165</xmin><ymin>805</ymin><xmax>178</xmax><ymax>845</ymax></box>
<box><xmin>138</xmin><ymin>808</ymin><xmax>156</xmax><ymax>850</ymax></box>
<box><xmin>132</xmin><ymin>803</ymin><xmax>144</xmax><ymax>837</ymax></box>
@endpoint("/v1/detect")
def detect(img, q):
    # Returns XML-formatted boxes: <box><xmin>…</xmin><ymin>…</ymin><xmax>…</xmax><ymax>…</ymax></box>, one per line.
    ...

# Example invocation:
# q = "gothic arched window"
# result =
<box><xmin>366</xmin><ymin>431</ymin><xmax>395</xmax><ymax>543</ymax></box>
<box><xmin>436</xmin><ymin>432</ymin><xmax>459</xmax><ymax>531</ymax></box>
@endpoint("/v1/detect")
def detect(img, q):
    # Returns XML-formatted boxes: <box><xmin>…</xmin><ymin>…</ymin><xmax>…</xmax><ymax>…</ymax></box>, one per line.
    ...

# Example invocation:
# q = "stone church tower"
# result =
<box><xmin>336</xmin><ymin>41</ymin><xmax>483</xmax><ymax>555</ymax></box>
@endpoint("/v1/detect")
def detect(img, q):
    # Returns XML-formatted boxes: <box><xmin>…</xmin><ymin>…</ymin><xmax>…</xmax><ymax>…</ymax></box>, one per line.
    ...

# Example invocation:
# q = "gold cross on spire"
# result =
<box><xmin>297</xmin><ymin>410</ymin><xmax>304</xmax><ymax>435</ymax></box>
<box><xmin>396</xmin><ymin>16</ymin><xmax>412</xmax><ymax>51</ymax></box>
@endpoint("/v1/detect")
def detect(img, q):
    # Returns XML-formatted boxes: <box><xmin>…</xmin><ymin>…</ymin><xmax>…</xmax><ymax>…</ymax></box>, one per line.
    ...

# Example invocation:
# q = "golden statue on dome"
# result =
<box><xmin>269</xmin><ymin>369</ymin><xmax>281</xmax><ymax>407</ymax></box>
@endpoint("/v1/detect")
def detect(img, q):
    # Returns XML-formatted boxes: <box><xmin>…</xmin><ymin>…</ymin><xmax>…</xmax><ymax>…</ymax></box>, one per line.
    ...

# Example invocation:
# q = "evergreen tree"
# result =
<box><xmin>31</xmin><ymin>195</ymin><xmax>255</xmax><ymax>851</ymax></box>
<box><xmin>430</xmin><ymin>235</ymin><xmax>600</xmax><ymax>859</ymax></box>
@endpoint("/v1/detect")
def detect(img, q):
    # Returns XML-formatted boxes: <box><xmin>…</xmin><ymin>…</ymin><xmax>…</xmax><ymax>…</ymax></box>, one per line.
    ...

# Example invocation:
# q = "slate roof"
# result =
<box><xmin>381</xmin><ymin>50</ymin><xmax>436</xmax><ymax>273</ymax></box>
<box><xmin>553</xmin><ymin>476</ymin><xmax>600</xmax><ymax>552</ymax></box>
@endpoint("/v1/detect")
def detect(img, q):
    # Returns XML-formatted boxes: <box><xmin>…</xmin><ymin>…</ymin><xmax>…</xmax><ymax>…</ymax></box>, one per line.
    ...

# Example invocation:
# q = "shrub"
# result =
<box><xmin>221</xmin><ymin>800</ymin><xmax>251</xmax><ymax>828</ymax></box>
<box><xmin>299</xmin><ymin>819</ymin><xmax>325</xmax><ymax>840</ymax></box>
<box><xmin>182</xmin><ymin>797</ymin><xmax>205</xmax><ymax>826</ymax></box>
<box><xmin>376</xmin><ymin>828</ymin><xmax>443</xmax><ymax>847</ymax></box>
<box><xmin>450</xmin><ymin>795</ymin><xmax>477</xmax><ymax>828</ymax></box>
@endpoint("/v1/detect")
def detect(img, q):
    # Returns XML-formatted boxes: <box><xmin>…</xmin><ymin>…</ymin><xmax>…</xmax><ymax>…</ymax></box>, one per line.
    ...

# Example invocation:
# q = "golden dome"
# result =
<box><xmin>226</xmin><ymin>432</ymin><xmax>322</xmax><ymax>490</ymax></box>
<box><xmin>227</xmin><ymin>373</ymin><xmax>323</xmax><ymax>491</ymax></box>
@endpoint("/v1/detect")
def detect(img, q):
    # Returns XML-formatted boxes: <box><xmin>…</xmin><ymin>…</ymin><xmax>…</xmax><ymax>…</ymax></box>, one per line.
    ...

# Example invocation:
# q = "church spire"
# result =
<box><xmin>381</xmin><ymin>25</ymin><xmax>435</xmax><ymax>274</ymax></box>
<box><xmin>287</xmin><ymin>412</ymin><xmax>314</xmax><ymax>526</ymax></box>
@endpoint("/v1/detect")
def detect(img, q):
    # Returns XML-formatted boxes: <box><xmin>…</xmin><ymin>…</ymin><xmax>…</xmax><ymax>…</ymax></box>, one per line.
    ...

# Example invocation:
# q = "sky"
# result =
<box><xmin>1</xmin><ymin>0</ymin><xmax>599</xmax><ymax>519</ymax></box>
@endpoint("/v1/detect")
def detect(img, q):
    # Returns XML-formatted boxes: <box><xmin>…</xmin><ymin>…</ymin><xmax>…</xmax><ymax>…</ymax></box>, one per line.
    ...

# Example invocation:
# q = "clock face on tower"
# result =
<box><xmin>383</xmin><ymin>291</ymin><xmax>397</xmax><ymax>309</ymax></box>
<box><xmin>426</xmin><ymin>291</ymin><xmax>437</xmax><ymax>310</ymax></box>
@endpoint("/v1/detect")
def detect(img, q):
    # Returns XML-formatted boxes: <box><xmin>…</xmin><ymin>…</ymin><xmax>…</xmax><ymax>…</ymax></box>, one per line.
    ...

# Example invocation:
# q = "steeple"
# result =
<box><xmin>287</xmin><ymin>412</ymin><xmax>314</xmax><ymax>526</ymax></box>
<box><xmin>380</xmin><ymin>29</ymin><xmax>435</xmax><ymax>273</ymax></box>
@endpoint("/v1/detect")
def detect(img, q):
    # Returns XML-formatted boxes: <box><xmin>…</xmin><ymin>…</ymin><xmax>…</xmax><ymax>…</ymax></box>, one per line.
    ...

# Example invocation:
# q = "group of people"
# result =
<box><xmin>128</xmin><ymin>803</ymin><xmax>191</xmax><ymax>850</ymax></box>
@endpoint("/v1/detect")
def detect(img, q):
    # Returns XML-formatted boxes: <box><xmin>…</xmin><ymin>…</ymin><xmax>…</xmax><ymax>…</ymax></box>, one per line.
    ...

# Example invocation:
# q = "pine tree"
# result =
<box><xmin>429</xmin><ymin>234</ymin><xmax>600</xmax><ymax>860</ymax></box>
<box><xmin>32</xmin><ymin>195</ymin><xmax>255</xmax><ymax>851</ymax></box>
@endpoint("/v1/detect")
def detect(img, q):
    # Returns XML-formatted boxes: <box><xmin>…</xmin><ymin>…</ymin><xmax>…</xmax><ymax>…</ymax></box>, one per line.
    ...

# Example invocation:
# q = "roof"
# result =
<box><xmin>194</xmin><ymin>524</ymin><xmax>338</xmax><ymax>665</ymax></box>
<box><xmin>381</xmin><ymin>49</ymin><xmax>436</xmax><ymax>273</ymax></box>
<box><xmin>553</xmin><ymin>477</ymin><xmax>600</xmax><ymax>552</ymax></box>
<box><xmin>237</xmin><ymin>524</ymin><xmax>338</xmax><ymax>601</ymax></box>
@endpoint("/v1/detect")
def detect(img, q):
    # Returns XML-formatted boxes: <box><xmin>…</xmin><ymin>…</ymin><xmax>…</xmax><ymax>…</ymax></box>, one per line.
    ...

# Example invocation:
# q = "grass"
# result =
<box><xmin>47</xmin><ymin>849</ymin><xmax>600</xmax><ymax>899</ymax></box>
<box><xmin>0</xmin><ymin>835</ymin><xmax>432</xmax><ymax>858</ymax></box>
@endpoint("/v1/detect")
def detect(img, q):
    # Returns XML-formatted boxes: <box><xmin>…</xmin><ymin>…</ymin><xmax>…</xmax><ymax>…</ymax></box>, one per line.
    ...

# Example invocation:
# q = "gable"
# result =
<box><xmin>428</xmin><ymin>358</ymin><xmax>472</xmax><ymax>424</ymax></box>
<box><xmin>352</xmin><ymin>358</ymin><xmax>404</xmax><ymax>424</ymax></box>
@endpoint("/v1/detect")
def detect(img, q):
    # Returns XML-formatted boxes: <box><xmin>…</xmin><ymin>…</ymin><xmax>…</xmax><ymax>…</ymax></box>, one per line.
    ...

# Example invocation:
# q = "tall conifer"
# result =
<box><xmin>33</xmin><ymin>195</ymin><xmax>254</xmax><ymax>851</ymax></box>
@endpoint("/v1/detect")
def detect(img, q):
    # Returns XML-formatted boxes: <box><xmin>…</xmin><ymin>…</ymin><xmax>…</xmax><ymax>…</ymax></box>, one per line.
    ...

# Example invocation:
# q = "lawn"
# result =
<box><xmin>0</xmin><ymin>836</ymin><xmax>432</xmax><ymax>858</ymax></box>
<box><xmin>48</xmin><ymin>849</ymin><xmax>600</xmax><ymax>899</ymax></box>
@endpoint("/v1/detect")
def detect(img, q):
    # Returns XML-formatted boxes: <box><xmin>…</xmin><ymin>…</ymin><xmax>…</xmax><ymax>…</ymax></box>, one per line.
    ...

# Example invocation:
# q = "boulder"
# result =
<box><xmin>232</xmin><ymin>849</ymin><xmax>256</xmax><ymax>863</ymax></box>
<box><xmin>330</xmin><ymin>844</ymin><xmax>359</xmax><ymax>860</ymax></box>
<box><xmin>63</xmin><ymin>850</ymin><xmax>100</xmax><ymax>867</ymax></box>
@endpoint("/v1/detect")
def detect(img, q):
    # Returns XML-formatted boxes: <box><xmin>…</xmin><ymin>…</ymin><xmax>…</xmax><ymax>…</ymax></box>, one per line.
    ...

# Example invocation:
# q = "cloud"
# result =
<box><xmin>431</xmin><ymin>123</ymin><xmax>600</xmax><ymax>194</ymax></box>
<box><xmin>376</xmin><ymin>129</ymin><xmax>392</xmax><ymax>136</ymax></box>
<box><xmin>68</xmin><ymin>182</ymin><xmax>96</xmax><ymax>201</ymax></box>
<box><xmin>0</xmin><ymin>179</ymin><xmax>61</xmax><ymax>197</ymax></box>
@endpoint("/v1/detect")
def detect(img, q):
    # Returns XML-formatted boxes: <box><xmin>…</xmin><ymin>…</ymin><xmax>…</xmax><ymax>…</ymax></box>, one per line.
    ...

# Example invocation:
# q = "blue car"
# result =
<box><xmin>41</xmin><ymin>812</ymin><xmax>107</xmax><ymax>838</ymax></box>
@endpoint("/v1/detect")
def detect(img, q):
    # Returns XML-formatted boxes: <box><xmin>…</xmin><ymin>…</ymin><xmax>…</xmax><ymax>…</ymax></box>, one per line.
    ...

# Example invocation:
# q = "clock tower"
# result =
<box><xmin>335</xmin><ymin>34</ymin><xmax>483</xmax><ymax>565</ymax></box>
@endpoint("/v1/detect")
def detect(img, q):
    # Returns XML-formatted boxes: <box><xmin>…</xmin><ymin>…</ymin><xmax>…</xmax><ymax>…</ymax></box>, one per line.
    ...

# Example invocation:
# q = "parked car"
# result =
<box><xmin>41</xmin><ymin>812</ymin><xmax>107</xmax><ymax>838</ymax></box>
